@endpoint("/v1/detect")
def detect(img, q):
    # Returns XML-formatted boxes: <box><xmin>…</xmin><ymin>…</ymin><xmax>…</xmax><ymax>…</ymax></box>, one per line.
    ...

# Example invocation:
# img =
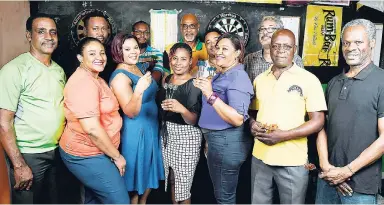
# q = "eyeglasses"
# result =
<box><xmin>181</xmin><ymin>24</ymin><xmax>197</xmax><ymax>30</ymax></box>
<box><xmin>134</xmin><ymin>30</ymin><xmax>150</xmax><ymax>36</ymax></box>
<box><xmin>271</xmin><ymin>44</ymin><xmax>294</xmax><ymax>51</ymax></box>
<box><xmin>258</xmin><ymin>27</ymin><xmax>278</xmax><ymax>33</ymax></box>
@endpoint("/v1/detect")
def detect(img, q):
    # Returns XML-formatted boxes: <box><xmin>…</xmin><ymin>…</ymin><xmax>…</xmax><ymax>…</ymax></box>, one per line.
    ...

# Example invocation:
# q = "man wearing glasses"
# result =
<box><xmin>132</xmin><ymin>20</ymin><xmax>164</xmax><ymax>82</ymax></box>
<box><xmin>249</xmin><ymin>29</ymin><xmax>326</xmax><ymax>204</ymax></box>
<box><xmin>244</xmin><ymin>16</ymin><xmax>303</xmax><ymax>114</ymax></box>
<box><xmin>165</xmin><ymin>13</ymin><xmax>208</xmax><ymax>76</ymax></box>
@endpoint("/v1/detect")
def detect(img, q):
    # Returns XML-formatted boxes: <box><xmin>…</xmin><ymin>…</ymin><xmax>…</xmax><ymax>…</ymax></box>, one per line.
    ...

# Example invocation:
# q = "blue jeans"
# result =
<box><xmin>59</xmin><ymin>148</ymin><xmax>130</xmax><ymax>204</ymax></box>
<box><xmin>316</xmin><ymin>178</ymin><xmax>377</xmax><ymax>204</ymax></box>
<box><xmin>205</xmin><ymin>125</ymin><xmax>253</xmax><ymax>204</ymax></box>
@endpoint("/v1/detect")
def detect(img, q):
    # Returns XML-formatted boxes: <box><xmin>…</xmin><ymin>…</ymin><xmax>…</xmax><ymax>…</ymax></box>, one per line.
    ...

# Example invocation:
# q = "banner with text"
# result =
<box><xmin>302</xmin><ymin>5</ymin><xmax>342</xmax><ymax>67</ymax></box>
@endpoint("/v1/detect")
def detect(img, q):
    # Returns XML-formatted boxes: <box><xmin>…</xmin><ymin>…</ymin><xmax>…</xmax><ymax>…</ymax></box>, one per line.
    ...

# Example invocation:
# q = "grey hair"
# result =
<box><xmin>259</xmin><ymin>16</ymin><xmax>284</xmax><ymax>30</ymax></box>
<box><xmin>341</xmin><ymin>19</ymin><xmax>376</xmax><ymax>41</ymax></box>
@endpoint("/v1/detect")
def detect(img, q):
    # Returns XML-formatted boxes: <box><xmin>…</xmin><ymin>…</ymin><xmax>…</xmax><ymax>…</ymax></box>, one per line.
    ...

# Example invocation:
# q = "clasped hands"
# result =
<box><xmin>251</xmin><ymin>120</ymin><xmax>355</xmax><ymax>196</ymax></box>
<box><xmin>319</xmin><ymin>163</ymin><xmax>354</xmax><ymax>196</ymax></box>
<box><xmin>250</xmin><ymin>120</ymin><xmax>286</xmax><ymax>146</ymax></box>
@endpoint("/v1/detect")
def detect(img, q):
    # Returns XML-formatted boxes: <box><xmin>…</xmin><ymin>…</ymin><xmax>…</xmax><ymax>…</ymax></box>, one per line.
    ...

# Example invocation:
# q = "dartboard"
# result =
<box><xmin>70</xmin><ymin>9</ymin><xmax>117</xmax><ymax>46</ymax></box>
<box><xmin>207</xmin><ymin>12</ymin><xmax>250</xmax><ymax>45</ymax></box>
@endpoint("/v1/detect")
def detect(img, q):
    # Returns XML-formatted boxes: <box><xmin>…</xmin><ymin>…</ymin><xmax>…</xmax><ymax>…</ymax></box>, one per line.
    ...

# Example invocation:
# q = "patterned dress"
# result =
<box><xmin>159</xmin><ymin>75</ymin><xmax>202</xmax><ymax>201</ymax></box>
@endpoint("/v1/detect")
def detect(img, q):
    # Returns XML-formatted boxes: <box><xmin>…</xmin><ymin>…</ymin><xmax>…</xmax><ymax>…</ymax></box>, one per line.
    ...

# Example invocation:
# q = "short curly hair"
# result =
<box><xmin>341</xmin><ymin>19</ymin><xmax>376</xmax><ymax>42</ymax></box>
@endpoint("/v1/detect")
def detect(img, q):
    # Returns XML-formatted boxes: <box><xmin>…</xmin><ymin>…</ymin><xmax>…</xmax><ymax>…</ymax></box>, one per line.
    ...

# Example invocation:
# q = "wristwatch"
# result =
<box><xmin>207</xmin><ymin>92</ymin><xmax>219</xmax><ymax>106</ymax></box>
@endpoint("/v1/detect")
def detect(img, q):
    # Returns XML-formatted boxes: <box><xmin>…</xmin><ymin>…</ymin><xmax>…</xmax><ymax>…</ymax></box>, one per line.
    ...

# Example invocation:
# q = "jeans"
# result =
<box><xmin>8</xmin><ymin>148</ymin><xmax>59</xmax><ymax>204</ymax></box>
<box><xmin>316</xmin><ymin>178</ymin><xmax>377</xmax><ymax>204</ymax></box>
<box><xmin>205</xmin><ymin>124</ymin><xmax>252</xmax><ymax>204</ymax></box>
<box><xmin>59</xmin><ymin>148</ymin><xmax>130</xmax><ymax>204</ymax></box>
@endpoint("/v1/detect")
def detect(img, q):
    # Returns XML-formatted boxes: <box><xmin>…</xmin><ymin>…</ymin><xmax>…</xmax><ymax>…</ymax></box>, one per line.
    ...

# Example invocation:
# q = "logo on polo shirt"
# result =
<box><xmin>287</xmin><ymin>85</ymin><xmax>303</xmax><ymax>97</ymax></box>
<box><xmin>207</xmin><ymin>12</ymin><xmax>250</xmax><ymax>46</ymax></box>
<box><xmin>70</xmin><ymin>9</ymin><xmax>117</xmax><ymax>46</ymax></box>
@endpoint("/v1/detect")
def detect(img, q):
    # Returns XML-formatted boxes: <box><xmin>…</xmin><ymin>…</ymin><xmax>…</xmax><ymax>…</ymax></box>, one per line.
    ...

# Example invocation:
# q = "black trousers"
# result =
<box><xmin>8</xmin><ymin>148</ymin><xmax>59</xmax><ymax>204</ymax></box>
<box><xmin>7</xmin><ymin>148</ymin><xmax>82</xmax><ymax>204</ymax></box>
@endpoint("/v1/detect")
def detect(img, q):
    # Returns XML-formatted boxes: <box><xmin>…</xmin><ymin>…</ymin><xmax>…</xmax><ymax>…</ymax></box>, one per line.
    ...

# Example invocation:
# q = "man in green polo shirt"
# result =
<box><xmin>0</xmin><ymin>14</ymin><xmax>65</xmax><ymax>203</ymax></box>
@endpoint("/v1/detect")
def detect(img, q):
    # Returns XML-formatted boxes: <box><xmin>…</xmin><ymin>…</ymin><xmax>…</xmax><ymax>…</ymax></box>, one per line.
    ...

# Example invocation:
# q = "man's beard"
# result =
<box><xmin>139</xmin><ymin>43</ymin><xmax>148</xmax><ymax>49</ymax></box>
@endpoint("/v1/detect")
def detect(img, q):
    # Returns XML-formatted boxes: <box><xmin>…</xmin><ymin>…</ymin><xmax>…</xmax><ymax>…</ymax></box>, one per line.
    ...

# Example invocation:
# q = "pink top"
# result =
<box><xmin>60</xmin><ymin>68</ymin><xmax>122</xmax><ymax>157</ymax></box>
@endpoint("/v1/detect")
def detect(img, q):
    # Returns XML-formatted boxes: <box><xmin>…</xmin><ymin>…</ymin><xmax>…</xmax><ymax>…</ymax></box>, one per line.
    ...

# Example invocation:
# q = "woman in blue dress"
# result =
<box><xmin>109</xmin><ymin>33</ymin><xmax>164</xmax><ymax>204</ymax></box>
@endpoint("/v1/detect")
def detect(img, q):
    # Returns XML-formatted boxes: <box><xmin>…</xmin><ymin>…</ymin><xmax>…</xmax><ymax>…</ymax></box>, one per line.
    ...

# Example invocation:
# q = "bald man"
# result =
<box><xmin>164</xmin><ymin>13</ymin><xmax>208</xmax><ymax>76</ymax></box>
<box><xmin>249</xmin><ymin>29</ymin><xmax>327</xmax><ymax>204</ymax></box>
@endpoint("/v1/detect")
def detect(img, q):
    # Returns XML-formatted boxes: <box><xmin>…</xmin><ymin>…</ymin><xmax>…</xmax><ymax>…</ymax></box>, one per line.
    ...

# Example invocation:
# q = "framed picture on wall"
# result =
<box><xmin>312</xmin><ymin>0</ymin><xmax>350</xmax><ymax>6</ymax></box>
<box><xmin>372</xmin><ymin>24</ymin><xmax>383</xmax><ymax>67</ymax></box>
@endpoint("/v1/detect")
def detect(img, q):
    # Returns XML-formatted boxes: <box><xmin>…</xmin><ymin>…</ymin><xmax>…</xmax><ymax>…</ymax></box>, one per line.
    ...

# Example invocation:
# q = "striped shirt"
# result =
<box><xmin>138</xmin><ymin>45</ymin><xmax>164</xmax><ymax>73</ymax></box>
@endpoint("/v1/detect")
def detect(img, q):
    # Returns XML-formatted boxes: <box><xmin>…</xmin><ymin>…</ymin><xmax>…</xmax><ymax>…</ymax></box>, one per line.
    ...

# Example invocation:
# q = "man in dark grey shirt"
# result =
<box><xmin>316</xmin><ymin>19</ymin><xmax>384</xmax><ymax>204</ymax></box>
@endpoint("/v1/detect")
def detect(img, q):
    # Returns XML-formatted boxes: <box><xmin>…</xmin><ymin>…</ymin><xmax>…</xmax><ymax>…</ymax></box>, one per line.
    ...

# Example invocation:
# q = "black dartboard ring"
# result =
<box><xmin>70</xmin><ymin>9</ymin><xmax>117</xmax><ymax>46</ymax></box>
<box><xmin>207</xmin><ymin>12</ymin><xmax>250</xmax><ymax>46</ymax></box>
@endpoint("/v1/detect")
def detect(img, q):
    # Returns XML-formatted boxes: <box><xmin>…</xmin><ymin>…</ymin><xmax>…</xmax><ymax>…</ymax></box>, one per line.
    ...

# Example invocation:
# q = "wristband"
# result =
<box><xmin>346</xmin><ymin>165</ymin><xmax>355</xmax><ymax>175</ymax></box>
<box><xmin>207</xmin><ymin>92</ymin><xmax>219</xmax><ymax>106</ymax></box>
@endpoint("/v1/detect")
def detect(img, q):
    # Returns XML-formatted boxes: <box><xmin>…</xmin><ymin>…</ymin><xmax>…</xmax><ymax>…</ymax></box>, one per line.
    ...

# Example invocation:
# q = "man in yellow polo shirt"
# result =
<box><xmin>249</xmin><ymin>29</ymin><xmax>327</xmax><ymax>204</ymax></box>
<box><xmin>165</xmin><ymin>13</ymin><xmax>208</xmax><ymax>76</ymax></box>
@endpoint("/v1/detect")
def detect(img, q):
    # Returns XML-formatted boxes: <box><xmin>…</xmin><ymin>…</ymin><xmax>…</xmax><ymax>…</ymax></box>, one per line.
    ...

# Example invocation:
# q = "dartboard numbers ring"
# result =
<box><xmin>207</xmin><ymin>12</ymin><xmax>250</xmax><ymax>45</ymax></box>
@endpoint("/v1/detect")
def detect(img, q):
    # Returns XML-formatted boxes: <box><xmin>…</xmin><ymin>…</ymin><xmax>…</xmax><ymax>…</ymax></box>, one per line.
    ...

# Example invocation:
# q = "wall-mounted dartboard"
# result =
<box><xmin>70</xmin><ymin>9</ymin><xmax>117</xmax><ymax>46</ymax></box>
<box><xmin>207</xmin><ymin>12</ymin><xmax>250</xmax><ymax>46</ymax></box>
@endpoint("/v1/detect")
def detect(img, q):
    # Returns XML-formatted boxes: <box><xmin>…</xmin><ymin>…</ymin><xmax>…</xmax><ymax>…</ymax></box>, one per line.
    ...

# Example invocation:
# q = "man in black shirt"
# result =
<box><xmin>316</xmin><ymin>19</ymin><xmax>384</xmax><ymax>204</ymax></box>
<box><xmin>55</xmin><ymin>12</ymin><xmax>116</xmax><ymax>82</ymax></box>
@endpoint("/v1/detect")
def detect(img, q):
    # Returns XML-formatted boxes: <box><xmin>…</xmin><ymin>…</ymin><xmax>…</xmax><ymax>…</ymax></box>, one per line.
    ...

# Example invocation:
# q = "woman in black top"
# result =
<box><xmin>159</xmin><ymin>43</ymin><xmax>202</xmax><ymax>204</ymax></box>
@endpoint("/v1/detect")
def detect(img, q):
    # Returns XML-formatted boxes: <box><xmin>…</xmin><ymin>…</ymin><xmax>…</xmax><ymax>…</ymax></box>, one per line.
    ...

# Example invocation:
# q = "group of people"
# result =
<box><xmin>0</xmin><ymin>9</ymin><xmax>383</xmax><ymax>205</ymax></box>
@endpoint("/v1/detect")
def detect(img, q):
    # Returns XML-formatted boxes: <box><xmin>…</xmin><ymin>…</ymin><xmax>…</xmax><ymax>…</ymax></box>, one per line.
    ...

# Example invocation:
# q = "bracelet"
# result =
<box><xmin>346</xmin><ymin>165</ymin><xmax>355</xmax><ymax>175</ymax></box>
<box><xmin>207</xmin><ymin>92</ymin><xmax>219</xmax><ymax>106</ymax></box>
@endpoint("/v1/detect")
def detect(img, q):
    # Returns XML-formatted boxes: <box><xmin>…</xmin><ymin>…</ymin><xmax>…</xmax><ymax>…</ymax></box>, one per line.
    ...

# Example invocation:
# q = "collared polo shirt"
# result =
<box><xmin>244</xmin><ymin>50</ymin><xmax>304</xmax><ymax>110</ymax></box>
<box><xmin>166</xmin><ymin>39</ymin><xmax>208</xmax><ymax>76</ymax></box>
<box><xmin>253</xmin><ymin>63</ymin><xmax>327</xmax><ymax>166</ymax></box>
<box><xmin>326</xmin><ymin>62</ymin><xmax>384</xmax><ymax>194</ymax></box>
<box><xmin>0</xmin><ymin>52</ymin><xmax>66</xmax><ymax>153</ymax></box>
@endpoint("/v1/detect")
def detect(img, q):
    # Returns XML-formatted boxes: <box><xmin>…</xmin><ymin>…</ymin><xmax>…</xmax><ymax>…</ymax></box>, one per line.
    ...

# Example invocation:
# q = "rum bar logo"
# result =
<box><xmin>302</xmin><ymin>5</ymin><xmax>342</xmax><ymax>67</ymax></box>
<box><xmin>319</xmin><ymin>9</ymin><xmax>337</xmax><ymax>66</ymax></box>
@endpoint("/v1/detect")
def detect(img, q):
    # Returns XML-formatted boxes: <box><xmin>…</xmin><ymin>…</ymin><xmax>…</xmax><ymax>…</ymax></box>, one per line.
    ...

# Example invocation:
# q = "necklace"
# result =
<box><xmin>120</xmin><ymin>62</ymin><xmax>142</xmax><ymax>75</ymax></box>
